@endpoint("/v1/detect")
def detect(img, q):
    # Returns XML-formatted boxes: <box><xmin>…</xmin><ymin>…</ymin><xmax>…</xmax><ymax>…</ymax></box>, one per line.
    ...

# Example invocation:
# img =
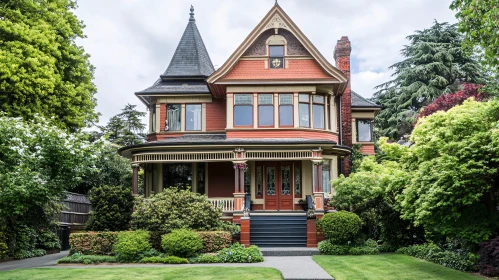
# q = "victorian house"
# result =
<box><xmin>119</xmin><ymin>3</ymin><xmax>381</xmax><ymax>247</ymax></box>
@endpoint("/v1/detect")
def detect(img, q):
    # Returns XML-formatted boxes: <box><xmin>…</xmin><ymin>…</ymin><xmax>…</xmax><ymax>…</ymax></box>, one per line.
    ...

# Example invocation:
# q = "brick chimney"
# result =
<box><xmin>334</xmin><ymin>36</ymin><xmax>352</xmax><ymax>175</ymax></box>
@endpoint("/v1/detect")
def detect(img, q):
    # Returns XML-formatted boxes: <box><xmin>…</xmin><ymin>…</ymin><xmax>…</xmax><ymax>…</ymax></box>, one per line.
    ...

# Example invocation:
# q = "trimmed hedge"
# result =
<box><xmin>162</xmin><ymin>229</ymin><xmax>203</xmax><ymax>258</ymax></box>
<box><xmin>317</xmin><ymin>211</ymin><xmax>362</xmax><ymax>245</ymax></box>
<box><xmin>197</xmin><ymin>231</ymin><xmax>232</xmax><ymax>253</ymax></box>
<box><xmin>57</xmin><ymin>253</ymin><xmax>117</xmax><ymax>264</ymax></box>
<box><xmin>318</xmin><ymin>240</ymin><xmax>379</xmax><ymax>255</ymax></box>
<box><xmin>113</xmin><ymin>230</ymin><xmax>151</xmax><ymax>262</ymax></box>
<box><xmin>396</xmin><ymin>243</ymin><xmax>478</xmax><ymax>271</ymax></box>
<box><xmin>69</xmin><ymin>232</ymin><xmax>119</xmax><ymax>255</ymax></box>
<box><xmin>140</xmin><ymin>256</ymin><xmax>189</xmax><ymax>264</ymax></box>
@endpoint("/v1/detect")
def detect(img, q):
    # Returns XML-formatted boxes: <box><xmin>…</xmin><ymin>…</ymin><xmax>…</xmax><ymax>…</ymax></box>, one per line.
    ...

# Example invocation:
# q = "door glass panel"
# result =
<box><xmin>294</xmin><ymin>166</ymin><xmax>301</xmax><ymax>195</ymax></box>
<box><xmin>256</xmin><ymin>166</ymin><xmax>263</xmax><ymax>196</ymax></box>
<box><xmin>281</xmin><ymin>166</ymin><xmax>291</xmax><ymax>195</ymax></box>
<box><xmin>266</xmin><ymin>167</ymin><xmax>276</xmax><ymax>195</ymax></box>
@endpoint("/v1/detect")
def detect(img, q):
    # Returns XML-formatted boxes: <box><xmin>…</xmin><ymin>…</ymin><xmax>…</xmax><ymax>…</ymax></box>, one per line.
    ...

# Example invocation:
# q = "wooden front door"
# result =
<box><xmin>262</xmin><ymin>162</ymin><xmax>295</xmax><ymax>210</ymax></box>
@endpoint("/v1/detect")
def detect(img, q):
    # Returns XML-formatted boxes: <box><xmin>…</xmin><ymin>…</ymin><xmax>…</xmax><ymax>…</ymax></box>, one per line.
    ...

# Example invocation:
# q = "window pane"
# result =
<box><xmin>270</xmin><ymin>57</ymin><xmax>284</xmax><ymax>69</ymax></box>
<box><xmin>313</xmin><ymin>104</ymin><xmax>324</xmax><ymax>129</ymax></box>
<box><xmin>280</xmin><ymin>94</ymin><xmax>293</xmax><ymax>105</ymax></box>
<box><xmin>258</xmin><ymin>94</ymin><xmax>273</xmax><ymax>104</ymax></box>
<box><xmin>234</xmin><ymin>105</ymin><xmax>253</xmax><ymax>126</ymax></box>
<box><xmin>313</xmin><ymin>95</ymin><xmax>324</xmax><ymax>104</ymax></box>
<box><xmin>163</xmin><ymin>163</ymin><xmax>192</xmax><ymax>191</ymax></box>
<box><xmin>357</xmin><ymin>120</ymin><xmax>372</xmax><ymax>142</ymax></box>
<box><xmin>299</xmin><ymin>94</ymin><xmax>309</xmax><ymax>102</ymax></box>
<box><xmin>256</xmin><ymin>166</ymin><xmax>263</xmax><ymax>196</ymax></box>
<box><xmin>294</xmin><ymin>166</ymin><xmax>301</xmax><ymax>195</ymax></box>
<box><xmin>279</xmin><ymin>105</ymin><xmax>293</xmax><ymax>126</ymax></box>
<box><xmin>167</xmin><ymin>104</ymin><xmax>181</xmax><ymax>131</ymax></box>
<box><xmin>244</xmin><ymin>166</ymin><xmax>251</xmax><ymax>194</ymax></box>
<box><xmin>269</xmin><ymin>45</ymin><xmax>284</xmax><ymax>56</ymax></box>
<box><xmin>152</xmin><ymin>108</ymin><xmax>156</xmax><ymax>131</ymax></box>
<box><xmin>186</xmin><ymin>104</ymin><xmax>201</xmax><ymax>131</ymax></box>
<box><xmin>267</xmin><ymin>167</ymin><xmax>276</xmax><ymax>195</ymax></box>
<box><xmin>258</xmin><ymin>105</ymin><xmax>274</xmax><ymax>126</ymax></box>
<box><xmin>299</xmin><ymin>103</ymin><xmax>310</xmax><ymax>127</ymax></box>
<box><xmin>235</xmin><ymin>94</ymin><xmax>252</xmax><ymax>105</ymax></box>
<box><xmin>197</xmin><ymin>163</ymin><xmax>205</xmax><ymax>195</ymax></box>
<box><xmin>322</xmin><ymin>161</ymin><xmax>331</xmax><ymax>194</ymax></box>
<box><xmin>281</xmin><ymin>166</ymin><xmax>291</xmax><ymax>195</ymax></box>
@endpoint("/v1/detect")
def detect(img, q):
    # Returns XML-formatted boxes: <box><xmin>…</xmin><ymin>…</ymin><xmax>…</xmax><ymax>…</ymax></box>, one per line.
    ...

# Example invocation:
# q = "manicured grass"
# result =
<box><xmin>313</xmin><ymin>254</ymin><xmax>485</xmax><ymax>280</ymax></box>
<box><xmin>0</xmin><ymin>267</ymin><xmax>283</xmax><ymax>280</ymax></box>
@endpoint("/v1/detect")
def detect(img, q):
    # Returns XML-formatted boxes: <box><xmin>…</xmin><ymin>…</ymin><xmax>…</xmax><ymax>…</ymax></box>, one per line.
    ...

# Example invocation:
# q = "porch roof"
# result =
<box><xmin>118</xmin><ymin>134</ymin><xmax>350</xmax><ymax>158</ymax></box>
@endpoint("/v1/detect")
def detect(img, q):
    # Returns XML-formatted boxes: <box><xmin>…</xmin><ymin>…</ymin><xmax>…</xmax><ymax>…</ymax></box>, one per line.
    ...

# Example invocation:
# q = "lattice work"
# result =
<box><xmin>245</xmin><ymin>150</ymin><xmax>314</xmax><ymax>160</ymax></box>
<box><xmin>133</xmin><ymin>152</ymin><xmax>236</xmax><ymax>163</ymax></box>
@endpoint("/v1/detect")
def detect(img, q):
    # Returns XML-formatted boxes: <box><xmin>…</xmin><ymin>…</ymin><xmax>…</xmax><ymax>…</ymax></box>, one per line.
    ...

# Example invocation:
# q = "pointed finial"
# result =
<box><xmin>189</xmin><ymin>5</ymin><xmax>195</xmax><ymax>22</ymax></box>
<box><xmin>275</xmin><ymin>0</ymin><xmax>279</xmax><ymax>5</ymax></box>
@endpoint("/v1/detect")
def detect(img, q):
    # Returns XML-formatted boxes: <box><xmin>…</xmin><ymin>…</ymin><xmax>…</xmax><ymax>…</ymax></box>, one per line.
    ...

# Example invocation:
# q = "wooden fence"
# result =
<box><xmin>59</xmin><ymin>192</ymin><xmax>91</xmax><ymax>231</ymax></box>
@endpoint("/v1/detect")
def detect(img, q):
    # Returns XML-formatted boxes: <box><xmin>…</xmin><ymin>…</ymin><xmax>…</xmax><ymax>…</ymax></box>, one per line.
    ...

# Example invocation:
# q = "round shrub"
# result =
<box><xmin>132</xmin><ymin>189</ymin><xmax>221</xmax><ymax>232</ymax></box>
<box><xmin>161</xmin><ymin>229</ymin><xmax>203</xmax><ymax>258</ymax></box>
<box><xmin>197</xmin><ymin>231</ymin><xmax>232</xmax><ymax>253</ymax></box>
<box><xmin>113</xmin><ymin>230</ymin><xmax>151</xmax><ymax>262</ymax></box>
<box><xmin>318</xmin><ymin>211</ymin><xmax>362</xmax><ymax>244</ymax></box>
<box><xmin>86</xmin><ymin>185</ymin><xmax>134</xmax><ymax>231</ymax></box>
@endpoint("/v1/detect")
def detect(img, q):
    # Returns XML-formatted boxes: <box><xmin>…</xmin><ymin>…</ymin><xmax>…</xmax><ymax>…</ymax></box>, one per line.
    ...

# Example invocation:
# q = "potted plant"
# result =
<box><xmin>297</xmin><ymin>199</ymin><xmax>307</xmax><ymax>211</ymax></box>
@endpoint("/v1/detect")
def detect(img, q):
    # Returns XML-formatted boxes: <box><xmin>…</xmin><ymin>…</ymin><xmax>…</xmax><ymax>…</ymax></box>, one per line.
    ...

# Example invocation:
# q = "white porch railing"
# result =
<box><xmin>208</xmin><ymin>198</ymin><xmax>234</xmax><ymax>213</ymax></box>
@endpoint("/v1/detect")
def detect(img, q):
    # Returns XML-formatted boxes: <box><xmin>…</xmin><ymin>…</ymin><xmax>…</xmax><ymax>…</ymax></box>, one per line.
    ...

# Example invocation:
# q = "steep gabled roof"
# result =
<box><xmin>207</xmin><ymin>3</ymin><xmax>348</xmax><ymax>85</ymax></box>
<box><xmin>351</xmin><ymin>91</ymin><xmax>382</xmax><ymax>109</ymax></box>
<box><xmin>163</xmin><ymin>6</ymin><xmax>214</xmax><ymax>77</ymax></box>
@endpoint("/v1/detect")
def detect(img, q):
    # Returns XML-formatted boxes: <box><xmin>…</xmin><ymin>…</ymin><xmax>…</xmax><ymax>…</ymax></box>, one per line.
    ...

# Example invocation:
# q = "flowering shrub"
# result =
<box><xmin>217</xmin><ymin>243</ymin><xmax>263</xmax><ymax>263</ymax></box>
<box><xmin>113</xmin><ymin>230</ymin><xmax>151</xmax><ymax>262</ymax></box>
<box><xmin>161</xmin><ymin>229</ymin><xmax>203</xmax><ymax>258</ymax></box>
<box><xmin>197</xmin><ymin>231</ymin><xmax>232</xmax><ymax>253</ymax></box>
<box><xmin>69</xmin><ymin>232</ymin><xmax>119</xmax><ymax>255</ymax></box>
<box><xmin>396</xmin><ymin>243</ymin><xmax>478</xmax><ymax>271</ymax></box>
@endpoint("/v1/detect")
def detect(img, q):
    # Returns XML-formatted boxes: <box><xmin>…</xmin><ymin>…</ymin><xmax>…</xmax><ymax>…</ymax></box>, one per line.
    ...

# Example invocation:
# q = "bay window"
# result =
<box><xmin>234</xmin><ymin>94</ymin><xmax>253</xmax><ymax>126</ymax></box>
<box><xmin>357</xmin><ymin>119</ymin><xmax>373</xmax><ymax>142</ymax></box>
<box><xmin>185</xmin><ymin>104</ymin><xmax>201</xmax><ymax>131</ymax></box>
<box><xmin>299</xmin><ymin>94</ymin><xmax>310</xmax><ymax>128</ymax></box>
<box><xmin>167</xmin><ymin>104</ymin><xmax>181</xmax><ymax>131</ymax></box>
<box><xmin>312</xmin><ymin>95</ymin><xmax>325</xmax><ymax>129</ymax></box>
<box><xmin>258</xmin><ymin>94</ymin><xmax>274</xmax><ymax>126</ymax></box>
<box><xmin>279</xmin><ymin>94</ymin><xmax>293</xmax><ymax>126</ymax></box>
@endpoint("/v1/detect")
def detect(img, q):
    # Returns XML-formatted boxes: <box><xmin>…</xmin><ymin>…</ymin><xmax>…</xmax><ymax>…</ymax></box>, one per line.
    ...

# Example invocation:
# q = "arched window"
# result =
<box><xmin>266</xmin><ymin>34</ymin><xmax>287</xmax><ymax>69</ymax></box>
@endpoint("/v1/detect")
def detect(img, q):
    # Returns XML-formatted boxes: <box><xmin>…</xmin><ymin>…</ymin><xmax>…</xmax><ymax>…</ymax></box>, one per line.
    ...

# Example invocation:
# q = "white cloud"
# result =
<box><xmin>73</xmin><ymin>0</ymin><xmax>457</xmax><ymax>125</ymax></box>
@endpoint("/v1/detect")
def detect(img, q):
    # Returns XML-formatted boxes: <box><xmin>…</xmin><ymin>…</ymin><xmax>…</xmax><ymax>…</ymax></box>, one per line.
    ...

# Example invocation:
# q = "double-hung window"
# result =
<box><xmin>299</xmin><ymin>94</ymin><xmax>310</xmax><ymax>128</ymax></box>
<box><xmin>279</xmin><ymin>94</ymin><xmax>293</xmax><ymax>127</ymax></box>
<box><xmin>167</xmin><ymin>104</ymin><xmax>181</xmax><ymax>131</ymax></box>
<box><xmin>258</xmin><ymin>94</ymin><xmax>274</xmax><ymax>127</ymax></box>
<box><xmin>185</xmin><ymin>104</ymin><xmax>201</xmax><ymax>131</ymax></box>
<box><xmin>312</xmin><ymin>95</ymin><xmax>325</xmax><ymax>129</ymax></box>
<box><xmin>234</xmin><ymin>94</ymin><xmax>253</xmax><ymax>127</ymax></box>
<box><xmin>269</xmin><ymin>46</ymin><xmax>284</xmax><ymax>69</ymax></box>
<box><xmin>357</xmin><ymin>119</ymin><xmax>373</xmax><ymax>142</ymax></box>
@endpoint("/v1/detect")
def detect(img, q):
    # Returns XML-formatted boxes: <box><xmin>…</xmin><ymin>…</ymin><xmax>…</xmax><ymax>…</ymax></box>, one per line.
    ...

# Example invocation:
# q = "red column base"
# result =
<box><xmin>307</xmin><ymin>219</ymin><xmax>317</xmax><ymax>248</ymax></box>
<box><xmin>240</xmin><ymin>217</ymin><xmax>250</xmax><ymax>247</ymax></box>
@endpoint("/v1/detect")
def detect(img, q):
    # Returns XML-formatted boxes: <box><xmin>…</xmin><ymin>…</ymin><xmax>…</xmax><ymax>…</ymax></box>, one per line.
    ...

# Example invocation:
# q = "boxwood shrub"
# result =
<box><xmin>69</xmin><ymin>232</ymin><xmax>119</xmax><ymax>255</ymax></box>
<box><xmin>113</xmin><ymin>230</ymin><xmax>151</xmax><ymax>262</ymax></box>
<box><xmin>140</xmin><ymin>256</ymin><xmax>189</xmax><ymax>264</ymax></box>
<box><xmin>197</xmin><ymin>231</ymin><xmax>231</xmax><ymax>253</ymax></box>
<box><xmin>318</xmin><ymin>240</ymin><xmax>379</xmax><ymax>255</ymax></box>
<box><xmin>317</xmin><ymin>211</ymin><xmax>362</xmax><ymax>244</ymax></box>
<box><xmin>57</xmin><ymin>253</ymin><xmax>118</xmax><ymax>264</ymax></box>
<box><xmin>161</xmin><ymin>229</ymin><xmax>203</xmax><ymax>258</ymax></box>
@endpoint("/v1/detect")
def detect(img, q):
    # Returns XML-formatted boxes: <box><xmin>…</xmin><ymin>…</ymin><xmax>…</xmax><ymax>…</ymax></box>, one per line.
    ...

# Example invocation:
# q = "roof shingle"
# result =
<box><xmin>351</xmin><ymin>91</ymin><xmax>382</xmax><ymax>108</ymax></box>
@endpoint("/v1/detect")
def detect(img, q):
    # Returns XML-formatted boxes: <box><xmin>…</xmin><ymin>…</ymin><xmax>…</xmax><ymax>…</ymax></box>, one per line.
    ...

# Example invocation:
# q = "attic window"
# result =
<box><xmin>269</xmin><ymin>45</ymin><xmax>284</xmax><ymax>69</ymax></box>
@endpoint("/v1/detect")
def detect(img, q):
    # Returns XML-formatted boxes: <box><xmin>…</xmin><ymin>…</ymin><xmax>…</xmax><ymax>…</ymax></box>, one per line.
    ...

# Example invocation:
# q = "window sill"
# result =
<box><xmin>227</xmin><ymin>127</ymin><xmax>338</xmax><ymax>134</ymax></box>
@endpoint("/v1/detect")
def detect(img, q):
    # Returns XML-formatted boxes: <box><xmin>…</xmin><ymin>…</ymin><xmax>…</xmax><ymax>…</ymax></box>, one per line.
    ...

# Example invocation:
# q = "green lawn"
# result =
<box><xmin>313</xmin><ymin>254</ymin><xmax>485</xmax><ymax>280</ymax></box>
<box><xmin>0</xmin><ymin>267</ymin><xmax>283</xmax><ymax>280</ymax></box>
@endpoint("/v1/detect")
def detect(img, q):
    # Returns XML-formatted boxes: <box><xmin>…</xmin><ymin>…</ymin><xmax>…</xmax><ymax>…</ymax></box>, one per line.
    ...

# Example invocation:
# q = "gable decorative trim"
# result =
<box><xmin>265</xmin><ymin>13</ymin><xmax>289</xmax><ymax>30</ymax></box>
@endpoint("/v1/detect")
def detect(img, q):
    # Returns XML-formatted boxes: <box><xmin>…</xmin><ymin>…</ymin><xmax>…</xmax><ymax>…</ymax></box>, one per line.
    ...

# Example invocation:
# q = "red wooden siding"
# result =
<box><xmin>208</xmin><ymin>162</ymin><xmax>234</xmax><ymax>198</ymax></box>
<box><xmin>227</xmin><ymin>129</ymin><xmax>339</xmax><ymax>142</ymax></box>
<box><xmin>223</xmin><ymin>60</ymin><xmax>331</xmax><ymax>80</ymax></box>
<box><xmin>206</xmin><ymin>99</ymin><xmax>226</xmax><ymax>131</ymax></box>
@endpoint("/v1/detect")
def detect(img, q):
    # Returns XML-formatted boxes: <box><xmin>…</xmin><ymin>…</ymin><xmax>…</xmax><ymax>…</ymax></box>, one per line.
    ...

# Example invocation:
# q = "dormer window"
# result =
<box><xmin>269</xmin><ymin>45</ymin><xmax>284</xmax><ymax>69</ymax></box>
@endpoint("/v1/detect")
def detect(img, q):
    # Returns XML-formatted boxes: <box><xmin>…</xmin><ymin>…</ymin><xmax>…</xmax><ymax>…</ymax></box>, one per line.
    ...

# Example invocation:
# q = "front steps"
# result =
<box><xmin>250</xmin><ymin>214</ymin><xmax>307</xmax><ymax>247</ymax></box>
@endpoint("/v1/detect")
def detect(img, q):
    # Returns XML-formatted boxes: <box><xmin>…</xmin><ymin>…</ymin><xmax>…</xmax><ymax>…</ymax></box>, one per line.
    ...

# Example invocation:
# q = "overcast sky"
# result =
<box><xmin>74</xmin><ymin>0</ymin><xmax>457</xmax><ymax>126</ymax></box>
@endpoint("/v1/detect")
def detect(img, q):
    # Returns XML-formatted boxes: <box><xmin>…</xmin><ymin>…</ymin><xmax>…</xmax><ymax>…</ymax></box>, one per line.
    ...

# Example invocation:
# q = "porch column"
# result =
<box><xmin>132</xmin><ymin>164</ymin><xmax>139</xmax><ymax>195</ymax></box>
<box><xmin>312</xmin><ymin>160</ymin><xmax>324</xmax><ymax>212</ymax></box>
<box><xmin>232</xmin><ymin>161</ymin><xmax>247</xmax><ymax>213</ymax></box>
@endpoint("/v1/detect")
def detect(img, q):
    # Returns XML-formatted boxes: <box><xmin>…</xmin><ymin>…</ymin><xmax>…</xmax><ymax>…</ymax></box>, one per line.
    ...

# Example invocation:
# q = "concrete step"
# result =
<box><xmin>260</xmin><ymin>247</ymin><xmax>321</xmax><ymax>256</ymax></box>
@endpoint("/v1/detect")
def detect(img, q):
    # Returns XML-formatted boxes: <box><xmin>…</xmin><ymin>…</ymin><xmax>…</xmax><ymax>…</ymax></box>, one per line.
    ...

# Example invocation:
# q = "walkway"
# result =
<box><xmin>0</xmin><ymin>250</ymin><xmax>69</xmax><ymax>271</ymax></box>
<box><xmin>0</xmin><ymin>251</ymin><xmax>333</xmax><ymax>280</ymax></box>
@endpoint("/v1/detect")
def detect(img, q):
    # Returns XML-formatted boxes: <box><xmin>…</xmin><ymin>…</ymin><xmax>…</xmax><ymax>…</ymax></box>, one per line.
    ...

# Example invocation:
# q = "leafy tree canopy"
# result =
<box><xmin>0</xmin><ymin>0</ymin><xmax>98</xmax><ymax>131</ymax></box>
<box><xmin>400</xmin><ymin>98</ymin><xmax>499</xmax><ymax>243</ymax></box>
<box><xmin>451</xmin><ymin>0</ymin><xmax>499</xmax><ymax>69</ymax></box>
<box><xmin>99</xmin><ymin>104</ymin><xmax>146</xmax><ymax>146</ymax></box>
<box><xmin>373</xmin><ymin>21</ymin><xmax>485</xmax><ymax>140</ymax></box>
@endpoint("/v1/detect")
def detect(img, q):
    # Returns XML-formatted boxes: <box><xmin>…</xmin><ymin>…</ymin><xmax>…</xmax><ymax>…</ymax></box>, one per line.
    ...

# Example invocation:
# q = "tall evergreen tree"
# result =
<box><xmin>100</xmin><ymin>104</ymin><xmax>146</xmax><ymax>146</ymax></box>
<box><xmin>373</xmin><ymin>21</ymin><xmax>484</xmax><ymax>140</ymax></box>
<box><xmin>0</xmin><ymin>0</ymin><xmax>98</xmax><ymax>131</ymax></box>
